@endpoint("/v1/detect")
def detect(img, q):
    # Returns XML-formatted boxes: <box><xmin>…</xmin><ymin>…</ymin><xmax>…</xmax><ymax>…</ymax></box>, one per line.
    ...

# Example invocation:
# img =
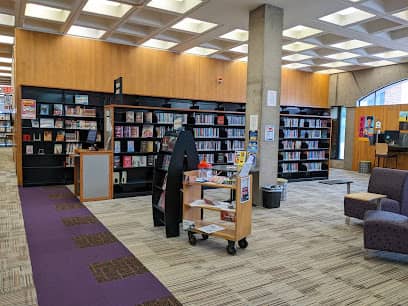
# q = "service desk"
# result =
<box><xmin>388</xmin><ymin>145</ymin><xmax>408</xmax><ymax>153</ymax></box>
<box><xmin>73</xmin><ymin>149</ymin><xmax>113</xmax><ymax>202</ymax></box>
<box><xmin>388</xmin><ymin>145</ymin><xmax>408</xmax><ymax>170</ymax></box>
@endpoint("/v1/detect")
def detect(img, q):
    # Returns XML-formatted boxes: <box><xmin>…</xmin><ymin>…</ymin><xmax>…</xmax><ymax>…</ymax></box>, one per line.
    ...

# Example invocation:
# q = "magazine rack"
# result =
<box><xmin>182</xmin><ymin>171</ymin><xmax>252</xmax><ymax>255</ymax></box>
<box><xmin>152</xmin><ymin>130</ymin><xmax>199</xmax><ymax>237</ymax></box>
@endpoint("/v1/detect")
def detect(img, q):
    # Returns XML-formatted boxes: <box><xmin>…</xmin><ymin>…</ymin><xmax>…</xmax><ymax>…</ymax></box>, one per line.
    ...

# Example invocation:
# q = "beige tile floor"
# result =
<box><xmin>2</xmin><ymin>147</ymin><xmax>408</xmax><ymax>306</ymax></box>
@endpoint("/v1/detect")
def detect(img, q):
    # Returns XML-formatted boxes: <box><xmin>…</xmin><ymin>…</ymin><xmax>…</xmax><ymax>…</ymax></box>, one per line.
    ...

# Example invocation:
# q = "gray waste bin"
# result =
<box><xmin>262</xmin><ymin>185</ymin><xmax>282</xmax><ymax>209</ymax></box>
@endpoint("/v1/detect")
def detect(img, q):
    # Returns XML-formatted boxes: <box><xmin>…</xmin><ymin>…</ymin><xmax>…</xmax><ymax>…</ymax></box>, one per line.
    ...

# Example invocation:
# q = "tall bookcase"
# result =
<box><xmin>104</xmin><ymin>104</ymin><xmax>246</xmax><ymax>198</ymax></box>
<box><xmin>0</xmin><ymin>91</ymin><xmax>13</xmax><ymax>147</ymax></box>
<box><xmin>21</xmin><ymin>86</ymin><xmax>105</xmax><ymax>186</ymax></box>
<box><xmin>278</xmin><ymin>107</ymin><xmax>332</xmax><ymax>182</ymax></box>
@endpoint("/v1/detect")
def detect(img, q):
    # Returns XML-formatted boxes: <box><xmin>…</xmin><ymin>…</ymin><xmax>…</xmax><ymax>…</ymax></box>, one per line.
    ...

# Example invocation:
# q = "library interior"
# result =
<box><xmin>2</xmin><ymin>0</ymin><xmax>408</xmax><ymax>305</ymax></box>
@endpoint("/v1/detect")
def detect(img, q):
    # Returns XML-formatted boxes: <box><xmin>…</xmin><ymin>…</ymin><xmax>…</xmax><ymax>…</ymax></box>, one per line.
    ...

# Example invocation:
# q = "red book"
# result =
<box><xmin>217</xmin><ymin>115</ymin><xmax>225</xmax><ymax>125</ymax></box>
<box><xmin>122</xmin><ymin>156</ymin><xmax>132</xmax><ymax>168</ymax></box>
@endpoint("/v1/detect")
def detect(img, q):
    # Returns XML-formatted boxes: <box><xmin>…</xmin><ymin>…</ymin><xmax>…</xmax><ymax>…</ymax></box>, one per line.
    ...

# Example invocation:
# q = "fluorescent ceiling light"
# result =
<box><xmin>364</xmin><ymin>60</ymin><xmax>396</xmax><ymax>67</ymax></box>
<box><xmin>68</xmin><ymin>25</ymin><xmax>106</xmax><ymax>39</ymax></box>
<box><xmin>220</xmin><ymin>29</ymin><xmax>248</xmax><ymax>42</ymax></box>
<box><xmin>321</xmin><ymin>61</ymin><xmax>352</xmax><ymax>68</ymax></box>
<box><xmin>0</xmin><ymin>57</ymin><xmax>12</xmax><ymax>64</ymax></box>
<box><xmin>184</xmin><ymin>47</ymin><xmax>217</xmax><ymax>56</ymax></box>
<box><xmin>283</xmin><ymin>63</ymin><xmax>310</xmax><ymax>69</ymax></box>
<box><xmin>0</xmin><ymin>35</ymin><xmax>14</xmax><ymax>45</ymax></box>
<box><xmin>0</xmin><ymin>13</ymin><xmax>15</xmax><ymax>26</ymax></box>
<box><xmin>331</xmin><ymin>39</ymin><xmax>371</xmax><ymax>50</ymax></box>
<box><xmin>282</xmin><ymin>54</ymin><xmax>312</xmax><ymax>61</ymax></box>
<box><xmin>393</xmin><ymin>10</ymin><xmax>408</xmax><ymax>21</ymax></box>
<box><xmin>83</xmin><ymin>0</ymin><xmax>132</xmax><ymax>18</ymax></box>
<box><xmin>172</xmin><ymin>17</ymin><xmax>217</xmax><ymax>33</ymax></box>
<box><xmin>237</xmin><ymin>56</ymin><xmax>247</xmax><ymax>62</ymax></box>
<box><xmin>316</xmin><ymin>69</ymin><xmax>345</xmax><ymax>74</ymax></box>
<box><xmin>283</xmin><ymin>25</ymin><xmax>322</xmax><ymax>39</ymax></box>
<box><xmin>142</xmin><ymin>38</ymin><xmax>177</xmax><ymax>50</ymax></box>
<box><xmin>25</xmin><ymin>3</ymin><xmax>70</xmax><ymax>22</ymax></box>
<box><xmin>326</xmin><ymin>52</ymin><xmax>359</xmax><ymax>60</ymax></box>
<box><xmin>0</xmin><ymin>72</ymin><xmax>11</xmax><ymax>77</ymax></box>
<box><xmin>283</xmin><ymin>42</ymin><xmax>316</xmax><ymax>52</ymax></box>
<box><xmin>0</xmin><ymin>66</ymin><xmax>11</xmax><ymax>71</ymax></box>
<box><xmin>229</xmin><ymin>44</ymin><xmax>248</xmax><ymax>54</ymax></box>
<box><xmin>147</xmin><ymin>0</ymin><xmax>202</xmax><ymax>14</ymax></box>
<box><xmin>373</xmin><ymin>50</ymin><xmax>408</xmax><ymax>59</ymax></box>
<box><xmin>319</xmin><ymin>7</ymin><xmax>375</xmax><ymax>26</ymax></box>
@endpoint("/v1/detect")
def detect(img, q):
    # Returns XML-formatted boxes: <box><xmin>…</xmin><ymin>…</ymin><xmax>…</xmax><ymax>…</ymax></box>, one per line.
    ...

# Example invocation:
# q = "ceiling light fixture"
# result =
<box><xmin>0</xmin><ymin>35</ymin><xmax>14</xmax><ymax>45</ymax></box>
<box><xmin>319</xmin><ymin>7</ymin><xmax>375</xmax><ymax>26</ymax></box>
<box><xmin>321</xmin><ymin>61</ymin><xmax>352</xmax><ymax>68</ymax></box>
<box><xmin>282</xmin><ymin>54</ymin><xmax>312</xmax><ymax>61</ymax></box>
<box><xmin>0</xmin><ymin>57</ymin><xmax>12</xmax><ymax>64</ymax></box>
<box><xmin>0</xmin><ymin>13</ymin><xmax>15</xmax><ymax>26</ymax></box>
<box><xmin>373</xmin><ymin>50</ymin><xmax>408</xmax><ymax>59</ymax></box>
<box><xmin>283</xmin><ymin>63</ymin><xmax>310</xmax><ymax>69</ymax></box>
<box><xmin>83</xmin><ymin>0</ymin><xmax>132</xmax><ymax>18</ymax></box>
<box><xmin>184</xmin><ymin>46</ymin><xmax>218</xmax><ymax>56</ymax></box>
<box><xmin>142</xmin><ymin>38</ymin><xmax>177</xmax><ymax>50</ymax></box>
<box><xmin>330</xmin><ymin>39</ymin><xmax>371</xmax><ymax>50</ymax></box>
<box><xmin>316</xmin><ymin>69</ymin><xmax>345</xmax><ymax>74</ymax></box>
<box><xmin>325</xmin><ymin>52</ymin><xmax>359</xmax><ymax>60</ymax></box>
<box><xmin>283</xmin><ymin>25</ymin><xmax>322</xmax><ymax>39</ymax></box>
<box><xmin>220</xmin><ymin>29</ymin><xmax>248</xmax><ymax>42</ymax></box>
<box><xmin>364</xmin><ymin>60</ymin><xmax>396</xmax><ymax>67</ymax></box>
<box><xmin>67</xmin><ymin>25</ymin><xmax>106</xmax><ymax>39</ymax></box>
<box><xmin>0</xmin><ymin>66</ymin><xmax>12</xmax><ymax>71</ymax></box>
<box><xmin>283</xmin><ymin>42</ymin><xmax>316</xmax><ymax>52</ymax></box>
<box><xmin>147</xmin><ymin>0</ymin><xmax>202</xmax><ymax>14</ymax></box>
<box><xmin>0</xmin><ymin>72</ymin><xmax>11</xmax><ymax>77</ymax></box>
<box><xmin>25</xmin><ymin>3</ymin><xmax>71</xmax><ymax>22</ymax></box>
<box><xmin>229</xmin><ymin>44</ymin><xmax>248</xmax><ymax>54</ymax></box>
<box><xmin>171</xmin><ymin>17</ymin><xmax>217</xmax><ymax>33</ymax></box>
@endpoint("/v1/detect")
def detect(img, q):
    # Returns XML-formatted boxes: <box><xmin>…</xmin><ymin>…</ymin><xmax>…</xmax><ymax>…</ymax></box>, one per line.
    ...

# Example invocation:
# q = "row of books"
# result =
<box><xmin>195</xmin><ymin>141</ymin><xmax>221</xmax><ymax>151</ymax></box>
<box><xmin>0</xmin><ymin>114</ymin><xmax>11</xmax><ymax>120</ymax></box>
<box><xmin>115</xmin><ymin>125</ymin><xmax>153</xmax><ymax>138</ymax></box>
<box><xmin>38</xmin><ymin>104</ymin><xmax>96</xmax><ymax>117</ymax></box>
<box><xmin>225</xmin><ymin>140</ymin><xmax>245</xmax><ymax>151</ymax></box>
<box><xmin>156</xmin><ymin>112</ymin><xmax>174</xmax><ymax>124</ymax></box>
<box><xmin>302</xmin><ymin>162</ymin><xmax>323</xmax><ymax>171</ymax></box>
<box><xmin>66</xmin><ymin>143</ymin><xmax>82</xmax><ymax>154</ymax></box>
<box><xmin>226</xmin><ymin>128</ymin><xmax>245</xmax><ymax>137</ymax></box>
<box><xmin>281</xmin><ymin>140</ymin><xmax>302</xmax><ymax>150</ymax></box>
<box><xmin>300</xmin><ymin>130</ymin><xmax>324</xmax><ymax>138</ymax></box>
<box><xmin>29</xmin><ymin>118</ymin><xmax>97</xmax><ymax>130</ymax></box>
<box><xmin>0</xmin><ymin>139</ymin><xmax>13</xmax><ymax>146</ymax></box>
<box><xmin>0</xmin><ymin>127</ymin><xmax>12</xmax><ymax>132</ymax></box>
<box><xmin>280</xmin><ymin>163</ymin><xmax>299</xmax><ymax>173</ymax></box>
<box><xmin>306</xmin><ymin>151</ymin><xmax>327</xmax><ymax>160</ymax></box>
<box><xmin>281</xmin><ymin>118</ymin><xmax>330</xmax><ymax>128</ymax></box>
<box><xmin>194</xmin><ymin>128</ymin><xmax>219</xmax><ymax>138</ymax></box>
<box><xmin>198</xmin><ymin>152</ymin><xmax>236</xmax><ymax>164</ymax></box>
<box><xmin>226</xmin><ymin>115</ymin><xmax>245</xmax><ymax>126</ymax></box>
<box><xmin>114</xmin><ymin>155</ymin><xmax>155</xmax><ymax>168</ymax></box>
<box><xmin>280</xmin><ymin>151</ymin><xmax>301</xmax><ymax>161</ymax></box>
<box><xmin>123</xmin><ymin>111</ymin><xmax>151</xmax><ymax>123</ymax></box>
<box><xmin>65</xmin><ymin>119</ymin><xmax>97</xmax><ymax>130</ymax></box>
<box><xmin>65</xmin><ymin>156</ymin><xmax>75</xmax><ymax>167</ymax></box>
<box><xmin>195</xmin><ymin>114</ymin><xmax>215</xmax><ymax>125</ymax></box>
<box><xmin>282</xmin><ymin>130</ymin><xmax>298</xmax><ymax>138</ymax></box>
<box><xmin>25</xmin><ymin>144</ymin><xmax>64</xmax><ymax>155</ymax></box>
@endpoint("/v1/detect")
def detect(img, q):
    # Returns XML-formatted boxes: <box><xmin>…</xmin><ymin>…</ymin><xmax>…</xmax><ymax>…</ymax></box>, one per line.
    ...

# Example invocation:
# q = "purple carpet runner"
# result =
<box><xmin>19</xmin><ymin>186</ymin><xmax>181</xmax><ymax>306</ymax></box>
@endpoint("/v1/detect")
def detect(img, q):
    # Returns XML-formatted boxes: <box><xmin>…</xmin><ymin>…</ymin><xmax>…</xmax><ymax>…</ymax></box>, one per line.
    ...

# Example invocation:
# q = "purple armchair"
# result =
<box><xmin>344</xmin><ymin>168</ymin><xmax>408</xmax><ymax>222</ymax></box>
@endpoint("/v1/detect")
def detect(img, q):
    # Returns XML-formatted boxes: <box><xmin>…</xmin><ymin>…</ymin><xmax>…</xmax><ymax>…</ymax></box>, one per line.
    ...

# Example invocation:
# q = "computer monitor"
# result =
<box><xmin>384</xmin><ymin>130</ymin><xmax>400</xmax><ymax>144</ymax></box>
<box><xmin>86</xmin><ymin>129</ymin><xmax>97</xmax><ymax>147</ymax></box>
<box><xmin>377</xmin><ymin>133</ymin><xmax>385</xmax><ymax>143</ymax></box>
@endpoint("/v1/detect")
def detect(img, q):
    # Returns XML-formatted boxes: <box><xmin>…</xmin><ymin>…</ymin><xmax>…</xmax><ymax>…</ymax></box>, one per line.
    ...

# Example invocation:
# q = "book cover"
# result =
<box><xmin>217</xmin><ymin>115</ymin><xmax>225</xmax><ymax>125</ymax></box>
<box><xmin>142</xmin><ymin>125</ymin><xmax>154</xmax><ymax>138</ymax></box>
<box><xmin>21</xmin><ymin>99</ymin><xmax>36</xmax><ymax>119</ymax></box>
<box><xmin>114</xmin><ymin>156</ymin><xmax>121</xmax><ymax>168</ymax></box>
<box><xmin>135</xmin><ymin>112</ymin><xmax>143</xmax><ymax>123</ymax></box>
<box><xmin>124</xmin><ymin>126</ymin><xmax>131</xmax><ymax>138</ymax></box>
<box><xmin>127</xmin><ymin>141</ymin><xmax>134</xmax><ymax>152</ymax></box>
<box><xmin>145</xmin><ymin>112</ymin><xmax>152</xmax><ymax>123</ymax></box>
<box><xmin>53</xmin><ymin>104</ymin><xmax>63</xmax><ymax>116</ymax></box>
<box><xmin>130</xmin><ymin>126</ymin><xmax>139</xmax><ymax>138</ymax></box>
<box><xmin>147</xmin><ymin>155</ymin><xmax>155</xmax><ymax>167</ymax></box>
<box><xmin>54</xmin><ymin>119</ymin><xmax>64</xmax><ymax>128</ymax></box>
<box><xmin>220</xmin><ymin>211</ymin><xmax>236</xmax><ymax>222</ymax></box>
<box><xmin>44</xmin><ymin>130</ymin><xmax>53</xmax><ymax>142</ymax></box>
<box><xmin>114</xmin><ymin>172</ymin><xmax>120</xmax><ymax>184</ymax></box>
<box><xmin>56</xmin><ymin>131</ymin><xmax>65</xmax><ymax>142</ymax></box>
<box><xmin>141</xmin><ymin>141</ymin><xmax>153</xmax><ymax>153</ymax></box>
<box><xmin>121</xmin><ymin>171</ymin><xmax>127</xmax><ymax>184</ymax></box>
<box><xmin>40</xmin><ymin>104</ymin><xmax>50</xmax><ymax>115</ymax></box>
<box><xmin>125</xmin><ymin>111</ymin><xmax>134</xmax><ymax>123</ymax></box>
<box><xmin>114</xmin><ymin>141</ymin><xmax>121</xmax><ymax>153</ymax></box>
<box><xmin>173</xmin><ymin>114</ymin><xmax>184</xmax><ymax>130</ymax></box>
<box><xmin>122</xmin><ymin>156</ymin><xmax>132</xmax><ymax>168</ymax></box>
<box><xmin>115</xmin><ymin>126</ymin><xmax>123</xmax><ymax>138</ymax></box>
<box><xmin>40</xmin><ymin>118</ymin><xmax>54</xmax><ymax>128</ymax></box>
<box><xmin>26</xmin><ymin>145</ymin><xmax>33</xmax><ymax>155</ymax></box>
<box><xmin>31</xmin><ymin>119</ymin><xmax>39</xmax><ymax>128</ymax></box>
<box><xmin>23</xmin><ymin>134</ymin><xmax>31</xmax><ymax>142</ymax></box>
<box><xmin>33</xmin><ymin>133</ymin><xmax>41</xmax><ymax>141</ymax></box>
<box><xmin>54</xmin><ymin>144</ymin><xmax>63</xmax><ymax>154</ymax></box>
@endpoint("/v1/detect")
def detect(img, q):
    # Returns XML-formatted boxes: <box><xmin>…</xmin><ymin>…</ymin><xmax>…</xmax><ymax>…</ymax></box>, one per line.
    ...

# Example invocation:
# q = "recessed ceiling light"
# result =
<box><xmin>331</xmin><ymin>39</ymin><xmax>371</xmax><ymax>50</ymax></box>
<box><xmin>316</xmin><ymin>69</ymin><xmax>345</xmax><ymax>74</ymax></box>
<box><xmin>0</xmin><ymin>57</ymin><xmax>12</xmax><ymax>64</ymax></box>
<box><xmin>0</xmin><ymin>66</ymin><xmax>11</xmax><ymax>71</ymax></box>
<box><xmin>373</xmin><ymin>50</ymin><xmax>408</xmax><ymax>59</ymax></box>
<box><xmin>319</xmin><ymin>7</ymin><xmax>375</xmax><ymax>26</ymax></box>
<box><xmin>83</xmin><ymin>0</ymin><xmax>132</xmax><ymax>18</ymax></box>
<box><xmin>0</xmin><ymin>72</ymin><xmax>11</xmax><ymax>77</ymax></box>
<box><xmin>349</xmin><ymin>0</ymin><xmax>361</xmax><ymax>2</ymax></box>
<box><xmin>283</xmin><ymin>25</ymin><xmax>322</xmax><ymax>39</ymax></box>
<box><xmin>237</xmin><ymin>56</ymin><xmax>247</xmax><ymax>62</ymax></box>
<box><xmin>326</xmin><ymin>52</ymin><xmax>359</xmax><ymax>60</ymax></box>
<box><xmin>282</xmin><ymin>54</ymin><xmax>312</xmax><ymax>61</ymax></box>
<box><xmin>184</xmin><ymin>47</ymin><xmax>218</xmax><ymax>56</ymax></box>
<box><xmin>220</xmin><ymin>29</ymin><xmax>248</xmax><ymax>42</ymax></box>
<box><xmin>229</xmin><ymin>44</ymin><xmax>248</xmax><ymax>54</ymax></box>
<box><xmin>147</xmin><ymin>0</ymin><xmax>202</xmax><ymax>14</ymax></box>
<box><xmin>283</xmin><ymin>42</ymin><xmax>316</xmax><ymax>52</ymax></box>
<box><xmin>172</xmin><ymin>17</ymin><xmax>217</xmax><ymax>33</ymax></box>
<box><xmin>0</xmin><ymin>13</ymin><xmax>15</xmax><ymax>26</ymax></box>
<box><xmin>67</xmin><ymin>25</ymin><xmax>106</xmax><ymax>39</ymax></box>
<box><xmin>142</xmin><ymin>38</ymin><xmax>177</xmax><ymax>50</ymax></box>
<box><xmin>283</xmin><ymin>63</ymin><xmax>310</xmax><ymax>69</ymax></box>
<box><xmin>364</xmin><ymin>60</ymin><xmax>396</xmax><ymax>67</ymax></box>
<box><xmin>0</xmin><ymin>35</ymin><xmax>14</xmax><ymax>45</ymax></box>
<box><xmin>25</xmin><ymin>3</ymin><xmax>71</xmax><ymax>22</ymax></box>
<box><xmin>321</xmin><ymin>61</ymin><xmax>352</xmax><ymax>68</ymax></box>
<box><xmin>393</xmin><ymin>10</ymin><xmax>408</xmax><ymax>21</ymax></box>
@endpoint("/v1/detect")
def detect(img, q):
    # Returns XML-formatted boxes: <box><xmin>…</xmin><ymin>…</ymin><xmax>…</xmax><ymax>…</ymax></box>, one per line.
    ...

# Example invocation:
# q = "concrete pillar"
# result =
<box><xmin>246</xmin><ymin>4</ymin><xmax>283</xmax><ymax>205</ymax></box>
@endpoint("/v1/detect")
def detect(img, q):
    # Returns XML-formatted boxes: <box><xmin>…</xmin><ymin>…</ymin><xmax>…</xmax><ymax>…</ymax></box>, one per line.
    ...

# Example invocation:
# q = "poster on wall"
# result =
<box><xmin>21</xmin><ymin>99</ymin><xmax>36</xmax><ymax>119</ymax></box>
<box><xmin>399</xmin><ymin>111</ymin><xmax>408</xmax><ymax>131</ymax></box>
<box><xmin>240</xmin><ymin>176</ymin><xmax>250</xmax><ymax>203</ymax></box>
<box><xmin>359</xmin><ymin>115</ymin><xmax>374</xmax><ymax>138</ymax></box>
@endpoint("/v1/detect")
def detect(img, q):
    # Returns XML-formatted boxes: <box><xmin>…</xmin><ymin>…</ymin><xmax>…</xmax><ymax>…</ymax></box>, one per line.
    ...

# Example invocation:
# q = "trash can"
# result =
<box><xmin>359</xmin><ymin>160</ymin><xmax>371</xmax><ymax>174</ymax></box>
<box><xmin>276</xmin><ymin>178</ymin><xmax>288</xmax><ymax>201</ymax></box>
<box><xmin>262</xmin><ymin>185</ymin><xmax>282</xmax><ymax>209</ymax></box>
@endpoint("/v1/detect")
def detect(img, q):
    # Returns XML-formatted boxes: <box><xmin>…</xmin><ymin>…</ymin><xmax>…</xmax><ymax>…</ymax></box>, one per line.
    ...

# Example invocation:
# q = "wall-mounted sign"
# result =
<box><xmin>266</xmin><ymin>90</ymin><xmax>277</xmax><ymax>107</ymax></box>
<box><xmin>264</xmin><ymin>125</ymin><xmax>275</xmax><ymax>142</ymax></box>
<box><xmin>375</xmin><ymin>120</ymin><xmax>381</xmax><ymax>129</ymax></box>
<box><xmin>21</xmin><ymin>99</ymin><xmax>36</xmax><ymax>119</ymax></box>
<box><xmin>250</xmin><ymin>114</ymin><xmax>258</xmax><ymax>131</ymax></box>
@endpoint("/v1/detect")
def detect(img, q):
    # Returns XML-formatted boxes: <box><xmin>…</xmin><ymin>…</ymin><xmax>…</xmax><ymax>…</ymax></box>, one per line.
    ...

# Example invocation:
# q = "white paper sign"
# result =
<box><xmin>375</xmin><ymin>121</ymin><xmax>381</xmax><ymax>129</ymax></box>
<box><xmin>250</xmin><ymin>115</ymin><xmax>258</xmax><ymax>131</ymax></box>
<box><xmin>267</xmin><ymin>90</ymin><xmax>277</xmax><ymax>107</ymax></box>
<box><xmin>265</xmin><ymin>125</ymin><xmax>274</xmax><ymax>142</ymax></box>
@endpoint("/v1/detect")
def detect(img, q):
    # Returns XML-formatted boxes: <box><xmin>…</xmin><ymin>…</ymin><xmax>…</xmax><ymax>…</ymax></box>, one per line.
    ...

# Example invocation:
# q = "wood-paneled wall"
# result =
<box><xmin>352</xmin><ymin>105</ymin><xmax>408</xmax><ymax>171</ymax></box>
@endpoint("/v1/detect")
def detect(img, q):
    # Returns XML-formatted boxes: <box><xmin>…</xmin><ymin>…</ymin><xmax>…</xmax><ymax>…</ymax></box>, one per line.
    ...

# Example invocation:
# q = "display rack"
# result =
<box><xmin>152</xmin><ymin>130</ymin><xmax>199</xmax><ymax>237</ymax></box>
<box><xmin>0</xmin><ymin>91</ymin><xmax>13</xmax><ymax>147</ymax></box>
<box><xmin>278</xmin><ymin>107</ymin><xmax>332</xmax><ymax>182</ymax></box>
<box><xmin>182</xmin><ymin>171</ymin><xmax>252</xmax><ymax>255</ymax></box>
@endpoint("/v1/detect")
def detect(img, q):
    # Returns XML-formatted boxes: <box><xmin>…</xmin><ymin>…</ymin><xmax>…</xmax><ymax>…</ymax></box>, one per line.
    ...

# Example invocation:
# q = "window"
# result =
<box><xmin>330</xmin><ymin>106</ymin><xmax>347</xmax><ymax>160</ymax></box>
<box><xmin>357</xmin><ymin>79</ymin><xmax>408</xmax><ymax>106</ymax></box>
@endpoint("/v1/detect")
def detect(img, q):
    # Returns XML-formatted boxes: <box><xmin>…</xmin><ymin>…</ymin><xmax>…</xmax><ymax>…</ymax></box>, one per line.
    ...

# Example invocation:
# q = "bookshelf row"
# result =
<box><xmin>0</xmin><ymin>112</ymin><xmax>13</xmax><ymax>147</ymax></box>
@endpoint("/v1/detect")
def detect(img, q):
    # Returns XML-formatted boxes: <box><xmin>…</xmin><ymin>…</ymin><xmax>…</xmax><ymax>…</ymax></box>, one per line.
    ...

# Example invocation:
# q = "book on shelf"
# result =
<box><xmin>217</xmin><ymin>115</ymin><xmax>225</xmax><ymax>125</ymax></box>
<box><xmin>25</xmin><ymin>145</ymin><xmax>33</xmax><ymax>155</ymax></box>
<box><xmin>130</xmin><ymin>126</ymin><xmax>139</xmax><ymax>138</ymax></box>
<box><xmin>39</xmin><ymin>104</ymin><xmax>50</xmax><ymax>116</ymax></box>
<box><xmin>44</xmin><ymin>130</ymin><xmax>52</xmax><ymax>142</ymax></box>
<box><xmin>65</xmin><ymin>131</ymin><xmax>79</xmax><ymax>142</ymax></box>
<box><xmin>220</xmin><ymin>211</ymin><xmax>236</xmax><ymax>222</ymax></box>
<box><xmin>173</xmin><ymin>114</ymin><xmax>185</xmax><ymax>130</ymax></box>
<box><xmin>55</xmin><ymin>119</ymin><xmax>64</xmax><ymax>129</ymax></box>
<box><xmin>114</xmin><ymin>141</ymin><xmax>121</xmax><ymax>153</ymax></box>
<box><xmin>53</xmin><ymin>104</ymin><xmax>63</xmax><ymax>116</ymax></box>
<box><xmin>114</xmin><ymin>172</ymin><xmax>120</xmax><ymax>184</ymax></box>
<box><xmin>142</xmin><ymin>125</ymin><xmax>154</xmax><ymax>138</ymax></box>
<box><xmin>161</xmin><ymin>135</ymin><xmax>177</xmax><ymax>152</ymax></box>
<box><xmin>114</xmin><ymin>156</ymin><xmax>121</xmax><ymax>168</ymax></box>
<box><xmin>141</xmin><ymin>141</ymin><xmax>154</xmax><ymax>153</ymax></box>
<box><xmin>135</xmin><ymin>112</ymin><xmax>143</xmax><ymax>123</ymax></box>
<box><xmin>23</xmin><ymin>134</ymin><xmax>31</xmax><ymax>142</ymax></box>
<box><xmin>115</xmin><ymin>126</ymin><xmax>123</xmax><ymax>138</ymax></box>
<box><xmin>127</xmin><ymin>141</ymin><xmax>134</xmax><ymax>153</ymax></box>
<box><xmin>56</xmin><ymin>131</ymin><xmax>65</xmax><ymax>142</ymax></box>
<box><xmin>147</xmin><ymin>155</ymin><xmax>155</xmax><ymax>167</ymax></box>
<box><xmin>122</xmin><ymin>156</ymin><xmax>132</xmax><ymax>168</ymax></box>
<box><xmin>145</xmin><ymin>112</ymin><xmax>153</xmax><ymax>123</ymax></box>
<box><xmin>31</xmin><ymin>120</ymin><xmax>39</xmax><ymax>128</ymax></box>
<box><xmin>161</xmin><ymin>155</ymin><xmax>171</xmax><ymax>170</ymax></box>
<box><xmin>40</xmin><ymin>118</ymin><xmax>54</xmax><ymax>128</ymax></box>
<box><xmin>124</xmin><ymin>126</ymin><xmax>131</xmax><ymax>137</ymax></box>
<box><xmin>33</xmin><ymin>133</ymin><xmax>41</xmax><ymax>141</ymax></box>
<box><xmin>125</xmin><ymin>111</ymin><xmax>134</xmax><ymax>123</ymax></box>
<box><xmin>54</xmin><ymin>144</ymin><xmax>63</xmax><ymax>154</ymax></box>
<box><xmin>21</xmin><ymin>99</ymin><xmax>36</xmax><ymax>119</ymax></box>
<box><xmin>132</xmin><ymin>155</ymin><xmax>147</xmax><ymax>167</ymax></box>
<box><xmin>121</xmin><ymin>171</ymin><xmax>127</xmax><ymax>184</ymax></box>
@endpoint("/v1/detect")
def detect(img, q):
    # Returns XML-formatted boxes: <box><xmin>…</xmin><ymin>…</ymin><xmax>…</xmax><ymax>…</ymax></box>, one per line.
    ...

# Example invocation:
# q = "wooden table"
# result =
<box><xmin>344</xmin><ymin>192</ymin><xmax>387</xmax><ymax>225</ymax></box>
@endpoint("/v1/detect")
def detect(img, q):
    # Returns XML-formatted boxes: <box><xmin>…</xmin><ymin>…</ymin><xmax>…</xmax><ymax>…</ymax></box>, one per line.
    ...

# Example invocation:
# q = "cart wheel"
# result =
<box><xmin>238</xmin><ymin>238</ymin><xmax>248</xmax><ymax>249</ymax></box>
<box><xmin>226</xmin><ymin>240</ymin><xmax>236</xmax><ymax>255</ymax></box>
<box><xmin>202</xmin><ymin>234</ymin><xmax>209</xmax><ymax>240</ymax></box>
<box><xmin>188</xmin><ymin>232</ymin><xmax>197</xmax><ymax>246</ymax></box>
